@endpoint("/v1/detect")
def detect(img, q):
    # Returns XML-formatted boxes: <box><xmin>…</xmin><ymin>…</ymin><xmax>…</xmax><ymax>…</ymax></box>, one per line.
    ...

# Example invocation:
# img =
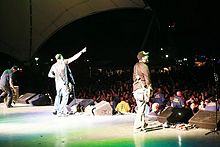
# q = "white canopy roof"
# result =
<box><xmin>0</xmin><ymin>0</ymin><xmax>145</xmax><ymax>61</ymax></box>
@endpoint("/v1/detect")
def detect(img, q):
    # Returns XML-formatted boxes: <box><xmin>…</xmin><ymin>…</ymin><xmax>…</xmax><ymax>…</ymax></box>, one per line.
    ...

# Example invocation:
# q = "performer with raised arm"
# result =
<box><xmin>48</xmin><ymin>47</ymin><xmax>86</xmax><ymax>117</ymax></box>
<box><xmin>133</xmin><ymin>51</ymin><xmax>153</xmax><ymax>133</ymax></box>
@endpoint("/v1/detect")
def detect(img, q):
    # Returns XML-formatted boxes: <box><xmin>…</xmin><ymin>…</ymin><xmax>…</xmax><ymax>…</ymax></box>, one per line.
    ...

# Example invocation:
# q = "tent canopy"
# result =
<box><xmin>0</xmin><ymin>0</ymin><xmax>145</xmax><ymax>62</ymax></box>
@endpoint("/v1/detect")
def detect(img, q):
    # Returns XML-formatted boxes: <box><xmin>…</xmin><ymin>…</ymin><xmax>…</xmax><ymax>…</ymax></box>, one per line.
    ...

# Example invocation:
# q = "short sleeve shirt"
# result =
<box><xmin>0</xmin><ymin>69</ymin><xmax>12</xmax><ymax>88</ymax></box>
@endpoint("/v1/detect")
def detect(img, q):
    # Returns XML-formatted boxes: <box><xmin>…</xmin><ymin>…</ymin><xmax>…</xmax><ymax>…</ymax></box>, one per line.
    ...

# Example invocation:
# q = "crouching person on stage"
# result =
<box><xmin>48</xmin><ymin>47</ymin><xmax>86</xmax><ymax>117</ymax></box>
<box><xmin>133</xmin><ymin>51</ymin><xmax>153</xmax><ymax>133</ymax></box>
<box><xmin>0</xmin><ymin>65</ymin><xmax>18</xmax><ymax>108</ymax></box>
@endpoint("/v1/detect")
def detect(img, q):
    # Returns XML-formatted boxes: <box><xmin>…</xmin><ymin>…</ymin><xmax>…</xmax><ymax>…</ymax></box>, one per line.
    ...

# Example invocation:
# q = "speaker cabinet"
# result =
<box><xmin>189</xmin><ymin>110</ymin><xmax>220</xmax><ymax>129</ymax></box>
<box><xmin>93</xmin><ymin>101</ymin><xmax>112</xmax><ymax>116</ymax></box>
<box><xmin>167</xmin><ymin>107</ymin><xmax>193</xmax><ymax>124</ymax></box>
<box><xmin>158</xmin><ymin>107</ymin><xmax>194</xmax><ymax>124</ymax></box>
<box><xmin>27</xmin><ymin>94</ymin><xmax>51</xmax><ymax>106</ymax></box>
<box><xmin>16</xmin><ymin>93</ymin><xmax>37</xmax><ymax>104</ymax></box>
<box><xmin>158</xmin><ymin>107</ymin><xmax>173</xmax><ymax>123</ymax></box>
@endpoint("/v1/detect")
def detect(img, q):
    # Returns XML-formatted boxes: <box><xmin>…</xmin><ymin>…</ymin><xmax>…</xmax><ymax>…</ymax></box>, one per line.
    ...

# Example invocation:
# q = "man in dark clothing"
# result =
<box><xmin>171</xmin><ymin>91</ymin><xmax>185</xmax><ymax>108</ymax></box>
<box><xmin>0</xmin><ymin>66</ymin><xmax>18</xmax><ymax>108</ymax></box>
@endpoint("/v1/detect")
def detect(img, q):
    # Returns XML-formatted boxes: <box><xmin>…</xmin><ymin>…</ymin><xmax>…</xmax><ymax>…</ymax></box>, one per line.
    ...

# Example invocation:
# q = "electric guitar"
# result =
<box><xmin>144</xmin><ymin>86</ymin><xmax>153</xmax><ymax>102</ymax></box>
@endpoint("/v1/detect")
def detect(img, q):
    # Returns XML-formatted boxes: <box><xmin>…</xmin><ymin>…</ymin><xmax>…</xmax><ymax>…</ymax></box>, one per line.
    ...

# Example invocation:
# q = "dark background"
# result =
<box><xmin>0</xmin><ymin>0</ymin><xmax>220</xmax><ymax>95</ymax></box>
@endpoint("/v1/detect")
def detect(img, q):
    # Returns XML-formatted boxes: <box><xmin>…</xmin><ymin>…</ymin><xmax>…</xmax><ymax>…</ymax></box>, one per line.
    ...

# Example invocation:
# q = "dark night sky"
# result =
<box><xmin>37</xmin><ymin>0</ymin><xmax>220</xmax><ymax>66</ymax></box>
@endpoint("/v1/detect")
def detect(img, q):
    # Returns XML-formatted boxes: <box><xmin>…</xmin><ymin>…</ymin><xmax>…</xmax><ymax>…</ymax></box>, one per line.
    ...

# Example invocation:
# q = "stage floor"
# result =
<box><xmin>1</xmin><ymin>103</ymin><xmax>220</xmax><ymax>147</ymax></box>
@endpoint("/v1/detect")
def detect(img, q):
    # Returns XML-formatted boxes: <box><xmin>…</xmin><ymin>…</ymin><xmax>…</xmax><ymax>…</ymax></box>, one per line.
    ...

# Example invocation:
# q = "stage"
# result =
<box><xmin>0</xmin><ymin>103</ymin><xmax>220</xmax><ymax>147</ymax></box>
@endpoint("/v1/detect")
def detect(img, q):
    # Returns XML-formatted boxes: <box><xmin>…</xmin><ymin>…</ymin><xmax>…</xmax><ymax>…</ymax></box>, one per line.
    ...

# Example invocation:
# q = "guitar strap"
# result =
<box><xmin>66</xmin><ymin>64</ymin><xmax>75</xmax><ymax>85</ymax></box>
<box><xmin>65</xmin><ymin>64</ymin><xmax>76</xmax><ymax>100</ymax></box>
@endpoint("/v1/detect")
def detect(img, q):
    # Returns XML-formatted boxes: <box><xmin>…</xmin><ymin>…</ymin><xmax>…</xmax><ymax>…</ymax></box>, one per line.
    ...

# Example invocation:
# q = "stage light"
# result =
<box><xmin>35</xmin><ymin>57</ymin><xmax>39</xmax><ymax>61</ymax></box>
<box><xmin>17</xmin><ymin>68</ymin><xmax>23</xmax><ymax>72</ymax></box>
<box><xmin>34</xmin><ymin>57</ymin><xmax>39</xmax><ymax>65</ymax></box>
<box><xmin>195</xmin><ymin>61</ymin><xmax>206</xmax><ymax>67</ymax></box>
<box><xmin>183</xmin><ymin>58</ymin><xmax>187</xmax><ymax>61</ymax></box>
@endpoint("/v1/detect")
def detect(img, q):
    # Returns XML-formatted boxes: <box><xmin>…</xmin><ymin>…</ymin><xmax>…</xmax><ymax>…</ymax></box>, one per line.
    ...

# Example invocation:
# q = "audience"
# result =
<box><xmin>171</xmin><ymin>91</ymin><xmax>185</xmax><ymax>108</ymax></box>
<box><xmin>70</xmin><ymin>66</ymin><xmax>219</xmax><ymax>118</ymax></box>
<box><xmin>2</xmin><ymin>63</ymin><xmax>218</xmax><ymax>120</ymax></box>
<box><xmin>115</xmin><ymin>96</ymin><xmax>131</xmax><ymax>114</ymax></box>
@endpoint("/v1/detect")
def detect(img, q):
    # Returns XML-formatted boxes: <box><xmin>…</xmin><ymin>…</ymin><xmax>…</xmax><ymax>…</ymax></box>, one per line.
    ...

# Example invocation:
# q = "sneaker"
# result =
<box><xmin>7</xmin><ymin>105</ymin><xmax>13</xmax><ymax>108</ymax></box>
<box><xmin>143</xmin><ymin>122</ymin><xmax>148</xmax><ymax>128</ymax></box>
<box><xmin>133</xmin><ymin>128</ymin><xmax>146</xmax><ymax>134</ymax></box>
<box><xmin>57</xmin><ymin>113</ymin><xmax>69</xmax><ymax>117</ymax></box>
<box><xmin>52</xmin><ymin>111</ymin><xmax>57</xmax><ymax>115</ymax></box>
<box><xmin>163</xmin><ymin>122</ymin><xmax>170</xmax><ymax>128</ymax></box>
<box><xmin>67</xmin><ymin>111</ymin><xmax>74</xmax><ymax>115</ymax></box>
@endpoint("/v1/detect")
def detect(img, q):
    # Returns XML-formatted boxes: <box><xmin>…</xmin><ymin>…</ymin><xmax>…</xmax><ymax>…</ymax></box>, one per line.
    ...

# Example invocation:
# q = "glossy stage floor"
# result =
<box><xmin>1</xmin><ymin>103</ymin><xmax>220</xmax><ymax>147</ymax></box>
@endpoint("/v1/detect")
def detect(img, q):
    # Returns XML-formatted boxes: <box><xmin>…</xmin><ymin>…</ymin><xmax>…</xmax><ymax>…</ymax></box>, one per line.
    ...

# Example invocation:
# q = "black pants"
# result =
<box><xmin>0</xmin><ymin>87</ymin><xmax>13</xmax><ymax>107</ymax></box>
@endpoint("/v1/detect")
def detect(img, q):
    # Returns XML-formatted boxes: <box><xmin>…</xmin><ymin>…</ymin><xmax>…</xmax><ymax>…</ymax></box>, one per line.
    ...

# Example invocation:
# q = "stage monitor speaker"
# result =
<box><xmin>189</xmin><ymin>110</ymin><xmax>220</xmax><ymax>129</ymax></box>
<box><xmin>158</xmin><ymin>107</ymin><xmax>173</xmax><ymax>123</ymax></box>
<box><xmin>167</xmin><ymin>107</ymin><xmax>193</xmax><ymax>124</ymax></box>
<box><xmin>93</xmin><ymin>101</ymin><xmax>112</xmax><ymax>116</ymax></box>
<box><xmin>16</xmin><ymin>93</ymin><xmax>37</xmax><ymax>104</ymax></box>
<box><xmin>158</xmin><ymin>107</ymin><xmax>194</xmax><ymax>124</ymax></box>
<box><xmin>67</xmin><ymin>99</ymin><xmax>94</xmax><ymax>112</ymax></box>
<box><xmin>68</xmin><ymin>99</ymin><xmax>94</xmax><ymax>107</ymax></box>
<box><xmin>27</xmin><ymin>94</ymin><xmax>51</xmax><ymax>106</ymax></box>
<box><xmin>78</xmin><ymin>99</ymin><xmax>94</xmax><ymax>108</ymax></box>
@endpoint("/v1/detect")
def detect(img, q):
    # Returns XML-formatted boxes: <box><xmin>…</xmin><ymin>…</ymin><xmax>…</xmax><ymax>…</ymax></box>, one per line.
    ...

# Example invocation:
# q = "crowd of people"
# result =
<box><xmin>71</xmin><ymin>57</ymin><xmax>220</xmax><ymax>122</ymax></box>
<box><xmin>74</xmin><ymin>72</ymin><xmax>220</xmax><ymax>114</ymax></box>
<box><xmin>1</xmin><ymin>50</ymin><xmax>220</xmax><ymax>127</ymax></box>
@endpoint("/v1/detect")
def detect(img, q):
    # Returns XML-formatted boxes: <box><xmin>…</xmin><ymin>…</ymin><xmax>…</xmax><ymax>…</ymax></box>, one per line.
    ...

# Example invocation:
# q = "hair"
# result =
<box><xmin>152</xmin><ymin>103</ymin><xmax>159</xmax><ymax>111</ymax></box>
<box><xmin>137</xmin><ymin>51</ymin><xmax>149</xmax><ymax>60</ymax></box>
<box><xmin>176</xmin><ymin>91</ymin><xmax>182</xmax><ymax>97</ymax></box>
<box><xmin>11</xmin><ymin>65</ymin><xmax>18</xmax><ymax>70</ymax></box>
<box><xmin>55</xmin><ymin>54</ymin><xmax>63</xmax><ymax>60</ymax></box>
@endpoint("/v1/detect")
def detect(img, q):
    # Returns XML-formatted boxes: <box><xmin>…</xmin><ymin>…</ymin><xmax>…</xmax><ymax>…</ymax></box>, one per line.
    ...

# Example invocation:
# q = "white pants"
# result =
<box><xmin>54</xmin><ymin>84</ymin><xmax>69</xmax><ymax>114</ymax></box>
<box><xmin>133</xmin><ymin>89</ymin><xmax>148</xmax><ymax>130</ymax></box>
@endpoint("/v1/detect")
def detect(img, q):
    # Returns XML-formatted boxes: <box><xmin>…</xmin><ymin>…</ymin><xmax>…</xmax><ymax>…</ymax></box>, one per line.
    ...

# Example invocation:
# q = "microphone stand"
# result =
<box><xmin>205</xmin><ymin>62</ymin><xmax>219</xmax><ymax>135</ymax></box>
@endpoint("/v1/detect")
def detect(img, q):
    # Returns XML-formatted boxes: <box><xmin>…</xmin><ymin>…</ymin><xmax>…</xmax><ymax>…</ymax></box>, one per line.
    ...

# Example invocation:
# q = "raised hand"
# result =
<box><xmin>65</xmin><ymin>47</ymin><xmax>87</xmax><ymax>64</ymax></box>
<box><xmin>81</xmin><ymin>47</ymin><xmax>87</xmax><ymax>53</ymax></box>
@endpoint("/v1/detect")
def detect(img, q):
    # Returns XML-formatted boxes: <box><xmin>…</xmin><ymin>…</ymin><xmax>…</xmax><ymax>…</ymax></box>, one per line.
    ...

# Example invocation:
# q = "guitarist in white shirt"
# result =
<box><xmin>48</xmin><ymin>47</ymin><xmax>86</xmax><ymax>117</ymax></box>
